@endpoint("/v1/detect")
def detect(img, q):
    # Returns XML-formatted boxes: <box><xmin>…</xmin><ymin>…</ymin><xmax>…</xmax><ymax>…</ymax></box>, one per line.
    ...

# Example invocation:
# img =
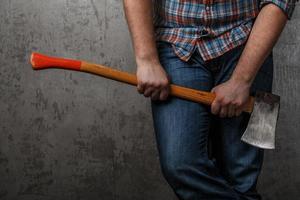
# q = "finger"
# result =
<box><xmin>144</xmin><ymin>87</ymin><xmax>155</xmax><ymax>97</ymax></box>
<box><xmin>228</xmin><ymin>105</ymin><xmax>236</xmax><ymax>118</ymax></box>
<box><xmin>220</xmin><ymin>106</ymin><xmax>228</xmax><ymax>118</ymax></box>
<box><xmin>159</xmin><ymin>87</ymin><xmax>169</xmax><ymax>101</ymax></box>
<box><xmin>137</xmin><ymin>83</ymin><xmax>145</xmax><ymax>94</ymax></box>
<box><xmin>211</xmin><ymin>100</ymin><xmax>221</xmax><ymax>115</ymax></box>
<box><xmin>151</xmin><ymin>90</ymin><xmax>161</xmax><ymax>101</ymax></box>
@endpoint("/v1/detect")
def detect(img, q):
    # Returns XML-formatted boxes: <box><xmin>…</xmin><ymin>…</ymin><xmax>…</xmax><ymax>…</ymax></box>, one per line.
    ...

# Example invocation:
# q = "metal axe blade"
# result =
<box><xmin>241</xmin><ymin>91</ymin><xmax>280</xmax><ymax>149</ymax></box>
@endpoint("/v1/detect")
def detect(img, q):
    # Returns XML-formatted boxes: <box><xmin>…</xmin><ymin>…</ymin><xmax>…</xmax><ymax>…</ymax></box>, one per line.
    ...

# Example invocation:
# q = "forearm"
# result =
<box><xmin>231</xmin><ymin>4</ymin><xmax>288</xmax><ymax>84</ymax></box>
<box><xmin>123</xmin><ymin>0</ymin><xmax>170</xmax><ymax>101</ymax></box>
<box><xmin>123</xmin><ymin>0</ymin><xmax>159</xmax><ymax>63</ymax></box>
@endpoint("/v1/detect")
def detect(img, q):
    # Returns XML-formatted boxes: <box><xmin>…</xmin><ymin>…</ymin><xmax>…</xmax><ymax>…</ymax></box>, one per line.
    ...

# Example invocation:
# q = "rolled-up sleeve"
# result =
<box><xmin>260</xmin><ymin>0</ymin><xmax>298</xmax><ymax>19</ymax></box>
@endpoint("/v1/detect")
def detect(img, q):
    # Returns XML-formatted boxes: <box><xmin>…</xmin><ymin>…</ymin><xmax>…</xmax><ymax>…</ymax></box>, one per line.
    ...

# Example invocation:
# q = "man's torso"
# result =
<box><xmin>153</xmin><ymin>0</ymin><xmax>261</xmax><ymax>61</ymax></box>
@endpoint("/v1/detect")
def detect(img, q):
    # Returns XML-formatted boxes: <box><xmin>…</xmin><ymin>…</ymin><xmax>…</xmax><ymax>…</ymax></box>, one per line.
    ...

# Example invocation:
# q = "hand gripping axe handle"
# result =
<box><xmin>31</xmin><ymin>53</ymin><xmax>280</xmax><ymax>149</ymax></box>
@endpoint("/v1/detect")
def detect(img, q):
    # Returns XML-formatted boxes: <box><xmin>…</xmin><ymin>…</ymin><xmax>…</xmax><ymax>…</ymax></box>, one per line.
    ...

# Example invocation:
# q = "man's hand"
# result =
<box><xmin>136</xmin><ymin>58</ymin><xmax>170</xmax><ymax>101</ymax></box>
<box><xmin>211</xmin><ymin>77</ymin><xmax>251</xmax><ymax>118</ymax></box>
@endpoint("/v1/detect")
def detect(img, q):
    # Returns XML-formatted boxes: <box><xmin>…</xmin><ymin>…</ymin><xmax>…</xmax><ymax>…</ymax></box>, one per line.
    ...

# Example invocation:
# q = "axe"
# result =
<box><xmin>30</xmin><ymin>52</ymin><xmax>280</xmax><ymax>149</ymax></box>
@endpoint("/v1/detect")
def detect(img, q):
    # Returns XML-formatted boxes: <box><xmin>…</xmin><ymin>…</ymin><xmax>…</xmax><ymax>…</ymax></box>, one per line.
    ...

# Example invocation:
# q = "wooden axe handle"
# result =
<box><xmin>30</xmin><ymin>52</ymin><xmax>254</xmax><ymax>113</ymax></box>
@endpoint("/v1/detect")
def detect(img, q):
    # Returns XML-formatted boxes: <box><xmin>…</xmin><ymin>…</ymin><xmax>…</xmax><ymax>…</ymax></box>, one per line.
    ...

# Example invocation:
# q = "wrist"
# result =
<box><xmin>230</xmin><ymin>73</ymin><xmax>253</xmax><ymax>88</ymax></box>
<box><xmin>136</xmin><ymin>53</ymin><xmax>160</xmax><ymax>67</ymax></box>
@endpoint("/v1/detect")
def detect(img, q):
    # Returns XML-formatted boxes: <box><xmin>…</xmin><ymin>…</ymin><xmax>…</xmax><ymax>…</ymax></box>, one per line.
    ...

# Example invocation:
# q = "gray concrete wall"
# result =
<box><xmin>0</xmin><ymin>1</ymin><xmax>299</xmax><ymax>200</ymax></box>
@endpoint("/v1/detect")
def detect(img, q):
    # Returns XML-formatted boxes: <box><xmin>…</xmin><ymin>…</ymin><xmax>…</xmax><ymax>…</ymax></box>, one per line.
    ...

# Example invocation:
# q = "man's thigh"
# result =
<box><xmin>152</xmin><ymin>42</ymin><xmax>214</xmax><ymax>163</ymax></box>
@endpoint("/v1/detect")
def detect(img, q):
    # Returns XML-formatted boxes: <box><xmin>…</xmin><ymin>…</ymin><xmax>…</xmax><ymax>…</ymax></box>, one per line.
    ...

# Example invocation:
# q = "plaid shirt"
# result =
<box><xmin>154</xmin><ymin>0</ymin><xmax>298</xmax><ymax>61</ymax></box>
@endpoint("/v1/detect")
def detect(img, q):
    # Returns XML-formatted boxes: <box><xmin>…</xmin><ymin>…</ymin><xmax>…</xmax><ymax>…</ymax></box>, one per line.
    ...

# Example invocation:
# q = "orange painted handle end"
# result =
<box><xmin>30</xmin><ymin>52</ymin><xmax>82</xmax><ymax>71</ymax></box>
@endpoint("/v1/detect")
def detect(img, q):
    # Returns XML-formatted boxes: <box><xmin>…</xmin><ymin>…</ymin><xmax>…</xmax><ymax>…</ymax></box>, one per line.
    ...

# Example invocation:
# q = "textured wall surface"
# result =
<box><xmin>0</xmin><ymin>1</ymin><xmax>299</xmax><ymax>200</ymax></box>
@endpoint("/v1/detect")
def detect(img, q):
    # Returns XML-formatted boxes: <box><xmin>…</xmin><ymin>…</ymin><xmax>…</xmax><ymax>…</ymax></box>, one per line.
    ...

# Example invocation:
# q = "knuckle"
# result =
<box><xmin>157</xmin><ymin>83</ymin><xmax>164</xmax><ymax>88</ymax></box>
<box><xmin>146</xmin><ymin>81</ymin><xmax>153</xmax><ymax>86</ymax></box>
<box><xmin>232</xmin><ymin>102</ymin><xmax>239</xmax><ymax>107</ymax></box>
<box><xmin>159</xmin><ymin>79</ymin><xmax>168</xmax><ymax>87</ymax></box>
<box><xmin>139</xmin><ymin>81</ymin><xmax>146</xmax><ymax>87</ymax></box>
<box><xmin>235</xmin><ymin>100</ymin><xmax>243</xmax><ymax>106</ymax></box>
<box><xmin>138</xmin><ymin>82</ymin><xmax>144</xmax><ymax>86</ymax></box>
<box><xmin>214</xmin><ymin>98</ymin><xmax>222</xmax><ymax>105</ymax></box>
<box><xmin>162</xmin><ymin>79</ymin><xmax>169</xmax><ymax>86</ymax></box>
<box><xmin>221</xmin><ymin>100</ymin><xmax>229</xmax><ymax>106</ymax></box>
<box><xmin>151</xmin><ymin>82</ymin><xmax>159</xmax><ymax>87</ymax></box>
<box><xmin>154</xmin><ymin>82</ymin><xmax>162</xmax><ymax>88</ymax></box>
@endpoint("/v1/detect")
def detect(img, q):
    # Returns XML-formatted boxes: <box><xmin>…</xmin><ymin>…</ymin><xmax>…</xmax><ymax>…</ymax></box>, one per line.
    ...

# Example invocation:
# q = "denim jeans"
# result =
<box><xmin>151</xmin><ymin>42</ymin><xmax>273</xmax><ymax>200</ymax></box>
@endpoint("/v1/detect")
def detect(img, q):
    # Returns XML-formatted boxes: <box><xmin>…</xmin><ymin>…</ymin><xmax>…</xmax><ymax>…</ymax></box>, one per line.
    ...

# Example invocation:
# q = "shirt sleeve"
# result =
<box><xmin>260</xmin><ymin>0</ymin><xmax>298</xmax><ymax>19</ymax></box>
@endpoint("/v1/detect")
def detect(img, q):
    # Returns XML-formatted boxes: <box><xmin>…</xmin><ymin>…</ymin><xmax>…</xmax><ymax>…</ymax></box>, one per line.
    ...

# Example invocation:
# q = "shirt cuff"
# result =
<box><xmin>260</xmin><ymin>0</ymin><xmax>298</xmax><ymax>19</ymax></box>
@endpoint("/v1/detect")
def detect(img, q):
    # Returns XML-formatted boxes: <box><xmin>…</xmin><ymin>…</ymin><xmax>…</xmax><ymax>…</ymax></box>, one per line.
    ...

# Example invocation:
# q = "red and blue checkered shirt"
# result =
<box><xmin>154</xmin><ymin>0</ymin><xmax>298</xmax><ymax>61</ymax></box>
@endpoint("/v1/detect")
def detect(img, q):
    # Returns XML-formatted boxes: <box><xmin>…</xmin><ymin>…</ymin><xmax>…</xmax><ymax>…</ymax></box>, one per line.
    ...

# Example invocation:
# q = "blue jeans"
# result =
<box><xmin>151</xmin><ymin>42</ymin><xmax>273</xmax><ymax>200</ymax></box>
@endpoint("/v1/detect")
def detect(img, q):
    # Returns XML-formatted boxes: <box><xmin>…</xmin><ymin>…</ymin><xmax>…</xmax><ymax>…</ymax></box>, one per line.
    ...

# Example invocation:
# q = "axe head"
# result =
<box><xmin>241</xmin><ymin>91</ymin><xmax>280</xmax><ymax>149</ymax></box>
